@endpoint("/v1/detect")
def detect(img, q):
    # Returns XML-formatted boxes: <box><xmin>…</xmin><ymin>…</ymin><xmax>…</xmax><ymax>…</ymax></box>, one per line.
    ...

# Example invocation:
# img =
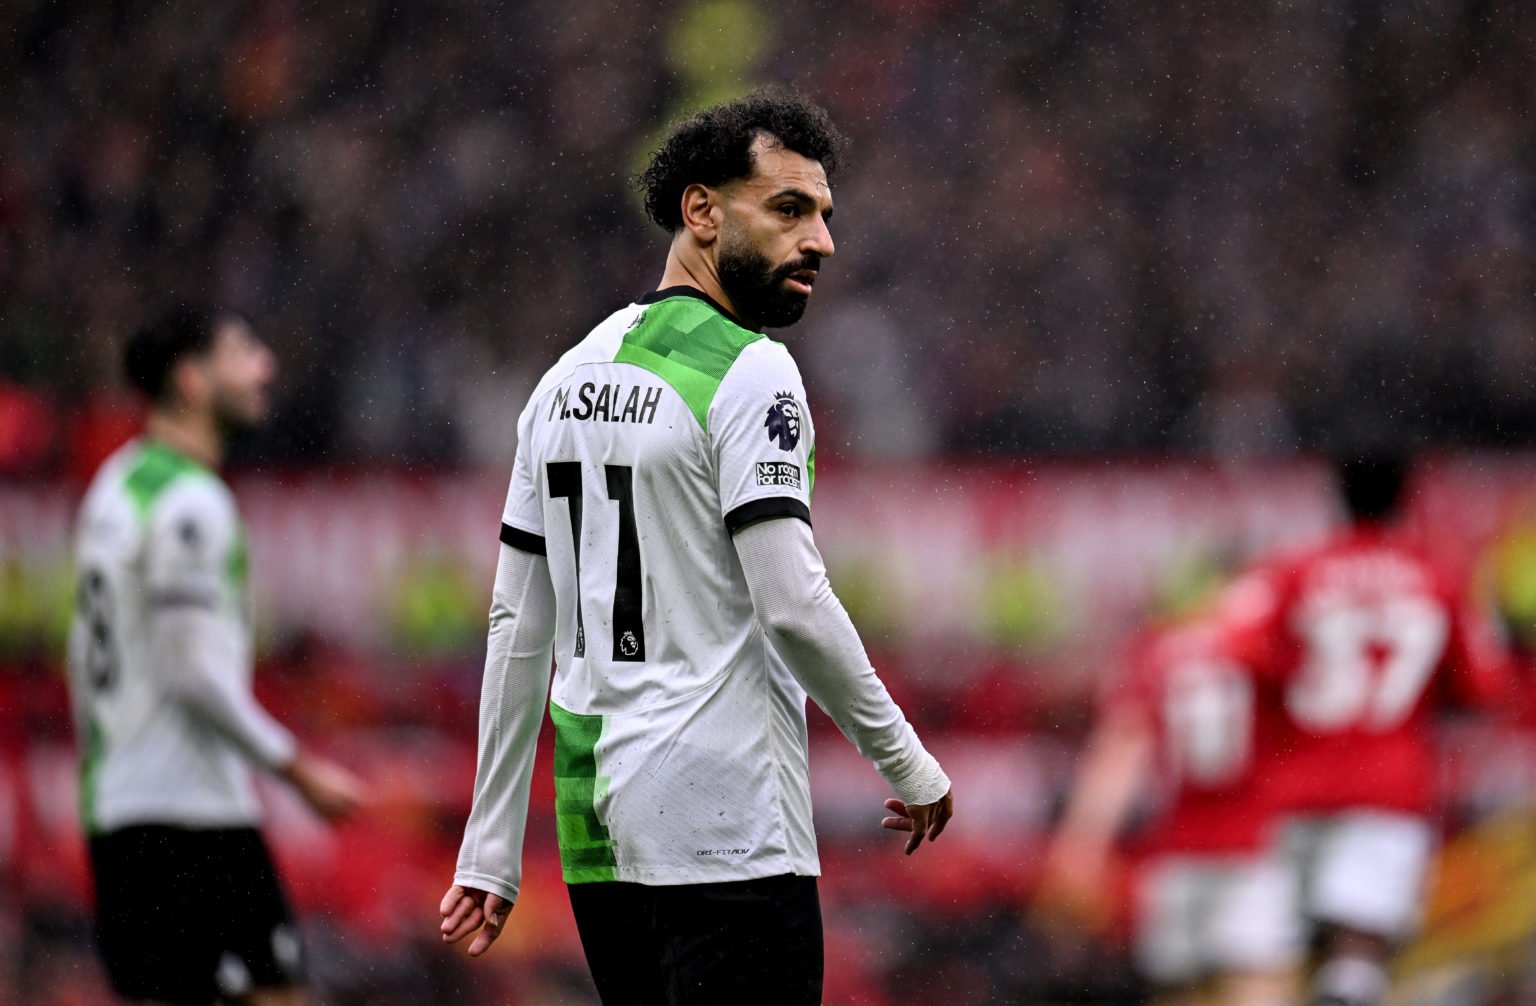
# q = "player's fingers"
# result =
<box><xmin>442</xmin><ymin>904</ymin><xmax>485</xmax><ymax>943</ymax></box>
<box><xmin>442</xmin><ymin>904</ymin><xmax>484</xmax><ymax>942</ymax></box>
<box><xmin>926</xmin><ymin>794</ymin><xmax>954</xmax><ymax>842</ymax></box>
<box><xmin>330</xmin><ymin>788</ymin><xmax>362</xmax><ymax>819</ymax></box>
<box><xmin>325</xmin><ymin>778</ymin><xmax>366</xmax><ymax>820</ymax></box>
<box><xmin>881</xmin><ymin>815</ymin><xmax>915</xmax><ymax>832</ymax></box>
<box><xmin>484</xmin><ymin>893</ymin><xmax>512</xmax><ymax>925</ymax></box>
<box><xmin>440</xmin><ymin>888</ymin><xmax>475</xmax><ymax>926</ymax></box>
<box><xmin>884</xmin><ymin>798</ymin><xmax>907</xmax><ymax>815</ymax></box>
<box><xmin>904</xmin><ymin>807</ymin><xmax>929</xmax><ymax>855</ymax></box>
<box><xmin>440</xmin><ymin>894</ymin><xmax>468</xmax><ymax>932</ymax></box>
<box><xmin>468</xmin><ymin>924</ymin><xmax>501</xmax><ymax>957</ymax></box>
<box><xmin>468</xmin><ymin>897</ymin><xmax>510</xmax><ymax>957</ymax></box>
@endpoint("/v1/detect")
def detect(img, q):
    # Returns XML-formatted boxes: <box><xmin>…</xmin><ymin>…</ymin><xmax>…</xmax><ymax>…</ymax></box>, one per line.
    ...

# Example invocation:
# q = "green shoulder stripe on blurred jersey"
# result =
<box><xmin>124</xmin><ymin>440</ymin><xmax>207</xmax><ymax>523</ymax></box>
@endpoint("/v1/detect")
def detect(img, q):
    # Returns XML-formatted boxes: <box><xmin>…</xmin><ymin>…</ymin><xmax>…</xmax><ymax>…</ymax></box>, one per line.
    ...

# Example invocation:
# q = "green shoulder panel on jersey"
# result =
<box><xmin>549</xmin><ymin>701</ymin><xmax>619</xmax><ymax>883</ymax></box>
<box><xmin>124</xmin><ymin>440</ymin><xmax>212</xmax><ymax>524</ymax></box>
<box><xmin>613</xmin><ymin>296</ymin><xmax>767</xmax><ymax>430</ymax></box>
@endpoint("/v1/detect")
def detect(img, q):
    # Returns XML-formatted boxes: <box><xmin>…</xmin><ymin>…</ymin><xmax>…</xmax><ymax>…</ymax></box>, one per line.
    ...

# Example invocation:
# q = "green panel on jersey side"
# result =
<box><xmin>227</xmin><ymin>524</ymin><xmax>249</xmax><ymax>591</ymax></box>
<box><xmin>79</xmin><ymin>718</ymin><xmax>105</xmax><ymax>835</ymax></box>
<box><xmin>614</xmin><ymin>297</ymin><xmax>766</xmax><ymax>430</ymax></box>
<box><xmin>807</xmin><ymin>443</ymin><xmax>816</xmax><ymax>500</ymax></box>
<box><xmin>124</xmin><ymin>441</ymin><xmax>206</xmax><ymax>523</ymax></box>
<box><xmin>549</xmin><ymin>701</ymin><xmax>618</xmax><ymax>883</ymax></box>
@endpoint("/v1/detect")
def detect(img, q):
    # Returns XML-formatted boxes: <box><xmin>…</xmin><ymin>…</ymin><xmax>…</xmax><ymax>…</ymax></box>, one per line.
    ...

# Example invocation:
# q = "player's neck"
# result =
<box><xmin>144</xmin><ymin>409</ymin><xmax>223</xmax><ymax>469</ymax></box>
<box><xmin>656</xmin><ymin>251</ymin><xmax>754</xmax><ymax>330</ymax></box>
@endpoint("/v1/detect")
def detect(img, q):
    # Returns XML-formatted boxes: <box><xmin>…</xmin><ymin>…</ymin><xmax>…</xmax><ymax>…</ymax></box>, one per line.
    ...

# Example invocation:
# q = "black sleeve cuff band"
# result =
<box><xmin>725</xmin><ymin>497</ymin><xmax>812</xmax><ymax>535</ymax></box>
<box><xmin>500</xmin><ymin>522</ymin><xmax>547</xmax><ymax>555</ymax></box>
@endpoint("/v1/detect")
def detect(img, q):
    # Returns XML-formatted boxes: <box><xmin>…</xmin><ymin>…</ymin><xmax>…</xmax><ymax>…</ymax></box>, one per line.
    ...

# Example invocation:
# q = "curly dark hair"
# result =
<box><xmin>635</xmin><ymin>87</ymin><xmax>846</xmax><ymax>232</ymax></box>
<box><xmin>123</xmin><ymin>303</ymin><xmax>220</xmax><ymax>403</ymax></box>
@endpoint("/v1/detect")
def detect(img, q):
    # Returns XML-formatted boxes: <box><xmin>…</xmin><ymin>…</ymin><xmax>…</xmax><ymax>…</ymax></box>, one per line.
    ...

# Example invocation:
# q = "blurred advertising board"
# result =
<box><xmin>4</xmin><ymin>455</ymin><xmax>1535</xmax><ymax>669</ymax></box>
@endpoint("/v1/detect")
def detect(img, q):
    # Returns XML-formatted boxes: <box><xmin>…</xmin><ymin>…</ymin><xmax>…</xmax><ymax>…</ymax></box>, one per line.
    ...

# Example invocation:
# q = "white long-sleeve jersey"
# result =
<box><xmin>454</xmin><ymin>289</ymin><xmax>949</xmax><ymax>902</ymax></box>
<box><xmin>67</xmin><ymin>439</ymin><xmax>295</xmax><ymax>833</ymax></box>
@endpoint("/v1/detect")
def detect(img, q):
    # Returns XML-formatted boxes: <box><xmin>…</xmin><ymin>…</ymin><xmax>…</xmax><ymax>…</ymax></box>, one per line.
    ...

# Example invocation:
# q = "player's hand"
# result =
<box><xmin>280</xmin><ymin>751</ymin><xmax>367</xmax><ymax>823</ymax></box>
<box><xmin>440</xmin><ymin>884</ymin><xmax>512</xmax><ymax>957</ymax></box>
<box><xmin>881</xmin><ymin>790</ymin><xmax>953</xmax><ymax>855</ymax></box>
<box><xmin>1035</xmin><ymin>835</ymin><xmax>1115</xmax><ymax>930</ymax></box>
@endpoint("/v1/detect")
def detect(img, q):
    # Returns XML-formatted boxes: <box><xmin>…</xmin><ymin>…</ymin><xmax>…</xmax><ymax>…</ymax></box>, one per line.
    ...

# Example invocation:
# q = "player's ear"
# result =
<box><xmin>168</xmin><ymin>355</ymin><xmax>211</xmax><ymax>410</ymax></box>
<box><xmin>678</xmin><ymin>184</ymin><xmax>722</xmax><ymax>244</ymax></box>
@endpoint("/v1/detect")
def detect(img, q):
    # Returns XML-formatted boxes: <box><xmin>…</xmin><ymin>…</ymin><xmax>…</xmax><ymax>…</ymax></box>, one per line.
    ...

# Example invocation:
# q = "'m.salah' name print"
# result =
<box><xmin>550</xmin><ymin>382</ymin><xmax>663</xmax><ymax>425</ymax></box>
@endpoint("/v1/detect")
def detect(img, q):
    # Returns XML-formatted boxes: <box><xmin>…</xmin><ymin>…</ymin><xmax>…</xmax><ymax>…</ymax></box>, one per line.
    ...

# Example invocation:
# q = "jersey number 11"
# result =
<box><xmin>548</xmin><ymin>461</ymin><xmax>646</xmax><ymax>663</ymax></box>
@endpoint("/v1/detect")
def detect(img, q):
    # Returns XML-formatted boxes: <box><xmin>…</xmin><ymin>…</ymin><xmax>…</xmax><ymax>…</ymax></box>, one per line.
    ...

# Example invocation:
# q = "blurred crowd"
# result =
<box><xmin>3</xmin><ymin>0</ymin><xmax>1536</xmax><ymax>475</ymax></box>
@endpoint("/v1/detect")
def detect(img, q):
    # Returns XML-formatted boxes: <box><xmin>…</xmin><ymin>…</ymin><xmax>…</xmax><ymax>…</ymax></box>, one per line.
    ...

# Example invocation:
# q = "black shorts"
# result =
<box><xmin>89</xmin><ymin>824</ymin><xmax>303</xmax><ymax>1004</ymax></box>
<box><xmin>568</xmin><ymin>873</ymin><xmax>823</xmax><ymax>1006</ymax></box>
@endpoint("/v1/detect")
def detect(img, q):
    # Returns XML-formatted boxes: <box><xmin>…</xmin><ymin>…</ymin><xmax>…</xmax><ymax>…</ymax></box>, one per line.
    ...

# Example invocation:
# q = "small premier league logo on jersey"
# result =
<box><xmin>764</xmin><ymin>392</ymin><xmax>801</xmax><ymax>451</ymax></box>
<box><xmin>619</xmin><ymin>630</ymin><xmax>639</xmax><ymax>657</ymax></box>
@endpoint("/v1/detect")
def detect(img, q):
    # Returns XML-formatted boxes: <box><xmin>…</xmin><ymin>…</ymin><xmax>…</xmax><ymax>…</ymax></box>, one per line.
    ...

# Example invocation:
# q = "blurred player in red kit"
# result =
<box><xmin>1226</xmin><ymin>454</ymin><xmax>1514</xmax><ymax>1006</ymax></box>
<box><xmin>1044</xmin><ymin>601</ymin><xmax>1301</xmax><ymax>1006</ymax></box>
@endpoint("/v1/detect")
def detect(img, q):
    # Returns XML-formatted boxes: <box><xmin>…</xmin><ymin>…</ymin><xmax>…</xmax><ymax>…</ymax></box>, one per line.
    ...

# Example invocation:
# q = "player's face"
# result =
<box><xmin>716</xmin><ymin>135</ymin><xmax>835</xmax><ymax>329</ymax></box>
<box><xmin>204</xmin><ymin>317</ymin><xmax>277</xmax><ymax>430</ymax></box>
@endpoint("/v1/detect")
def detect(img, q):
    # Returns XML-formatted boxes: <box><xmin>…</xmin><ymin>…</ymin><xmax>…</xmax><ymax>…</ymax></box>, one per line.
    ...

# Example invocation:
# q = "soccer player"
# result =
<box><xmin>439</xmin><ymin>89</ymin><xmax>954</xmax><ymax>1004</ymax></box>
<box><xmin>68</xmin><ymin>305</ymin><xmax>366</xmax><ymax>1005</ymax></box>
<box><xmin>1226</xmin><ymin>454</ymin><xmax>1513</xmax><ymax>1006</ymax></box>
<box><xmin>1042</xmin><ymin>610</ymin><xmax>1300</xmax><ymax>1006</ymax></box>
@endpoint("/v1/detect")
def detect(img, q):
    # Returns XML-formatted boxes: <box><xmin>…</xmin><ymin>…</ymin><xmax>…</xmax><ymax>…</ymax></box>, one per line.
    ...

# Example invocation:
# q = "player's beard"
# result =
<box><xmin>211</xmin><ymin>383</ymin><xmax>267</xmax><ymax>436</ymax></box>
<box><xmin>717</xmin><ymin>234</ymin><xmax>820</xmax><ymax>330</ymax></box>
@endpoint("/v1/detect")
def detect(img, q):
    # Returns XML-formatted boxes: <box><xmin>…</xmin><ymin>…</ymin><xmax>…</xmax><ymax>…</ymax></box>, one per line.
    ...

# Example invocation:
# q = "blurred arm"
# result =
<box><xmin>453</xmin><ymin>541</ymin><xmax>557</xmax><ymax>905</ymax></box>
<box><xmin>733</xmin><ymin>517</ymin><xmax>950</xmax><ymax>807</ymax></box>
<box><xmin>1049</xmin><ymin>704</ymin><xmax>1154</xmax><ymax>856</ymax></box>
<box><xmin>151</xmin><ymin>602</ymin><xmax>296</xmax><ymax>770</ymax></box>
<box><xmin>1447</xmin><ymin>583</ymin><xmax>1518</xmax><ymax>712</ymax></box>
<box><xmin>1037</xmin><ymin>703</ymin><xmax>1153</xmax><ymax>923</ymax></box>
